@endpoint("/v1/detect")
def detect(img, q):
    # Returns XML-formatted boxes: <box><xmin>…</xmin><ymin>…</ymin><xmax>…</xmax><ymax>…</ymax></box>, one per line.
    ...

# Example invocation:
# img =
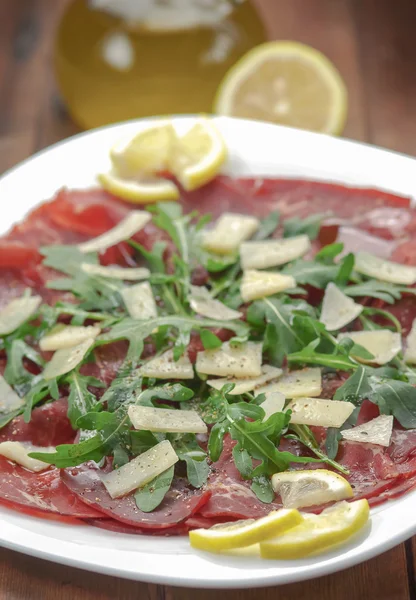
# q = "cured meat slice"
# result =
<box><xmin>0</xmin><ymin>458</ymin><xmax>102</xmax><ymax>518</ymax></box>
<box><xmin>61</xmin><ymin>462</ymin><xmax>211</xmax><ymax>529</ymax></box>
<box><xmin>0</xmin><ymin>398</ymin><xmax>75</xmax><ymax>447</ymax></box>
<box><xmin>201</xmin><ymin>437</ymin><xmax>284</xmax><ymax>520</ymax></box>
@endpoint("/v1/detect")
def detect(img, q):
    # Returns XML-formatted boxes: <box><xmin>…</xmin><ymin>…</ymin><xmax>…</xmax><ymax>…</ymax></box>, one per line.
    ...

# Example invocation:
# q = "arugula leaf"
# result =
<box><xmin>344</xmin><ymin>280</ymin><xmax>416</xmax><ymax>304</ymax></box>
<box><xmin>23</xmin><ymin>379</ymin><xmax>57</xmax><ymax>423</ymax></box>
<box><xmin>170</xmin><ymin>433</ymin><xmax>209</xmax><ymax>488</ymax></box>
<box><xmin>200</xmin><ymin>329</ymin><xmax>222</xmax><ymax>350</ymax></box>
<box><xmin>336</xmin><ymin>253</ymin><xmax>355</xmax><ymax>286</ymax></box>
<box><xmin>67</xmin><ymin>371</ymin><xmax>103</xmax><ymax>428</ymax></box>
<box><xmin>251</xmin><ymin>475</ymin><xmax>275</xmax><ymax>503</ymax></box>
<box><xmin>333</xmin><ymin>367</ymin><xmax>372</xmax><ymax>403</ymax></box>
<box><xmin>135</xmin><ymin>465</ymin><xmax>175</xmax><ymax>512</ymax></box>
<box><xmin>283</xmin><ymin>213</ymin><xmax>326</xmax><ymax>240</ymax></box>
<box><xmin>325</xmin><ymin>428</ymin><xmax>341</xmax><ymax>460</ymax></box>
<box><xmin>248</xmin><ymin>297</ymin><xmax>315</xmax><ymax>366</ymax></box>
<box><xmin>100</xmin><ymin>361</ymin><xmax>142</xmax><ymax>412</ymax></box>
<box><xmin>4</xmin><ymin>340</ymin><xmax>44</xmax><ymax>396</ymax></box>
<box><xmin>130</xmin><ymin>430</ymin><xmax>161</xmax><ymax>455</ymax></box>
<box><xmin>30</xmin><ymin>434</ymin><xmax>108</xmax><ymax>467</ymax></box>
<box><xmin>98</xmin><ymin>315</ymin><xmax>249</xmax><ymax>361</ymax></box>
<box><xmin>370</xmin><ymin>379</ymin><xmax>416</xmax><ymax>428</ymax></box>
<box><xmin>42</xmin><ymin>245</ymin><xmax>124</xmax><ymax>311</ymax></box>
<box><xmin>282</xmin><ymin>260</ymin><xmax>339</xmax><ymax>289</ymax></box>
<box><xmin>287</xmin><ymin>424</ymin><xmax>349</xmax><ymax>474</ymax></box>
<box><xmin>253</xmin><ymin>211</ymin><xmax>280</xmax><ymax>240</ymax></box>
<box><xmin>288</xmin><ymin>339</ymin><xmax>357</xmax><ymax>371</ymax></box>
<box><xmin>206</xmin><ymin>387</ymin><xmax>320</xmax><ymax>502</ymax></box>
<box><xmin>315</xmin><ymin>243</ymin><xmax>344</xmax><ymax>263</ymax></box>
<box><xmin>137</xmin><ymin>383</ymin><xmax>194</xmax><ymax>407</ymax></box>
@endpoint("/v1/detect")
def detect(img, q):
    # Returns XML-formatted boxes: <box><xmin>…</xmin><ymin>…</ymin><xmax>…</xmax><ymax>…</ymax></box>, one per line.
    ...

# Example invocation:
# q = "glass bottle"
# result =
<box><xmin>54</xmin><ymin>0</ymin><xmax>266</xmax><ymax>129</ymax></box>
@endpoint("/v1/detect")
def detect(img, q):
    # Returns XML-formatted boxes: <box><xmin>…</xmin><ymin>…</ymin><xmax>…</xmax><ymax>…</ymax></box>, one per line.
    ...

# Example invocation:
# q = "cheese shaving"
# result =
<box><xmin>338</xmin><ymin>330</ymin><xmax>402</xmax><ymax>365</ymax></box>
<box><xmin>207</xmin><ymin>364</ymin><xmax>282</xmax><ymax>395</ymax></box>
<box><xmin>80</xmin><ymin>263</ymin><xmax>150</xmax><ymax>280</ymax></box>
<box><xmin>39</xmin><ymin>325</ymin><xmax>101</xmax><ymax>351</ymax></box>
<box><xmin>196</xmin><ymin>341</ymin><xmax>263</xmax><ymax>378</ymax></box>
<box><xmin>121</xmin><ymin>281</ymin><xmax>157</xmax><ymax>319</ymax></box>
<box><xmin>189</xmin><ymin>285</ymin><xmax>242</xmax><ymax>320</ymax></box>
<box><xmin>341</xmin><ymin>415</ymin><xmax>394</xmax><ymax>447</ymax></box>
<box><xmin>320</xmin><ymin>282</ymin><xmax>363</xmax><ymax>331</ymax></box>
<box><xmin>404</xmin><ymin>318</ymin><xmax>416</xmax><ymax>364</ymax></box>
<box><xmin>43</xmin><ymin>338</ymin><xmax>95</xmax><ymax>380</ymax></box>
<box><xmin>354</xmin><ymin>252</ymin><xmax>416</xmax><ymax>285</ymax></box>
<box><xmin>202</xmin><ymin>213</ymin><xmax>260</xmax><ymax>255</ymax></box>
<box><xmin>128</xmin><ymin>405</ymin><xmax>207</xmax><ymax>434</ymax></box>
<box><xmin>240</xmin><ymin>270</ymin><xmax>296</xmax><ymax>302</ymax></box>
<box><xmin>240</xmin><ymin>235</ymin><xmax>310</xmax><ymax>270</ymax></box>
<box><xmin>0</xmin><ymin>375</ymin><xmax>24</xmax><ymax>413</ymax></box>
<box><xmin>100</xmin><ymin>440</ymin><xmax>178</xmax><ymax>498</ymax></box>
<box><xmin>287</xmin><ymin>397</ymin><xmax>355</xmax><ymax>427</ymax></box>
<box><xmin>140</xmin><ymin>349</ymin><xmax>194</xmax><ymax>379</ymax></box>
<box><xmin>0</xmin><ymin>295</ymin><xmax>42</xmax><ymax>336</ymax></box>
<box><xmin>78</xmin><ymin>211</ymin><xmax>151</xmax><ymax>253</ymax></box>
<box><xmin>256</xmin><ymin>368</ymin><xmax>322</xmax><ymax>399</ymax></box>
<box><xmin>0</xmin><ymin>441</ymin><xmax>55</xmax><ymax>472</ymax></box>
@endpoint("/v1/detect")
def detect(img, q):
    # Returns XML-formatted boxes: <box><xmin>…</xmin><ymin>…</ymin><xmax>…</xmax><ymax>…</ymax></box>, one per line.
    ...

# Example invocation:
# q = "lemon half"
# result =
<box><xmin>260</xmin><ymin>499</ymin><xmax>370</xmax><ymax>559</ymax></box>
<box><xmin>214</xmin><ymin>41</ymin><xmax>347</xmax><ymax>135</ymax></box>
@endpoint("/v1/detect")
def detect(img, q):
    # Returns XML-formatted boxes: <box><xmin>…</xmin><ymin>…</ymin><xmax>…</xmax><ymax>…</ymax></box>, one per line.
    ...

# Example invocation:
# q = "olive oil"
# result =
<box><xmin>54</xmin><ymin>0</ymin><xmax>266</xmax><ymax>129</ymax></box>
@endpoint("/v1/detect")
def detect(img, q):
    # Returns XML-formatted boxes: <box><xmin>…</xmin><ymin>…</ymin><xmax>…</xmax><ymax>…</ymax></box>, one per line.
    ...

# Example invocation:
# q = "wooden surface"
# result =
<box><xmin>1</xmin><ymin>0</ymin><xmax>416</xmax><ymax>598</ymax></box>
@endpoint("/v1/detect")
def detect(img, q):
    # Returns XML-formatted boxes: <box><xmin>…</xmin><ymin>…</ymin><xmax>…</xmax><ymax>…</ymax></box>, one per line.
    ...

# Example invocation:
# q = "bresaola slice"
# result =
<box><xmin>61</xmin><ymin>462</ymin><xmax>211</xmax><ymax>530</ymax></box>
<box><xmin>0</xmin><ymin>457</ymin><xmax>102</xmax><ymax>518</ymax></box>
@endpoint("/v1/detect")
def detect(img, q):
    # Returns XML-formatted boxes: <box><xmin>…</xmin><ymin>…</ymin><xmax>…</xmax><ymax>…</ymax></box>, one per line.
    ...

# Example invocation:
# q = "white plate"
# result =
<box><xmin>1</xmin><ymin>116</ymin><xmax>416</xmax><ymax>588</ymax></box>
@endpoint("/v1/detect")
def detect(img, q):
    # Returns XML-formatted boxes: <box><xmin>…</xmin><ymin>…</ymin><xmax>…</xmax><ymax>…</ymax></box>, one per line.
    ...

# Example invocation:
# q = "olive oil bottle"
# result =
<box><xmin>54</xmin><ymin>0</ymin><xmax>266</xmax><ymax>129</ymax></box>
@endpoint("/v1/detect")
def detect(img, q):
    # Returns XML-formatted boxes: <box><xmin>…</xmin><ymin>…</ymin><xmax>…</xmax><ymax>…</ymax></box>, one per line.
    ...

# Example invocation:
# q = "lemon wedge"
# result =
<box><xmin>189</xmin><ymin>509</ymin><xmax>302</xmax><ymax>552</ymax></box>
<box><xmin>214</xmin><ymin>41</ymin><xmax>347</xmax><ymax>135</ymax></box>
<box><xmin>110</xmin><ymin>122</ymin><xmax>176</xmax><ymax>176</ymax></box>
<box><xmin>169</xmin><ymin>119</ymin><xmax>227</xmax><ymax>191</ymax></box>
<box><xmin>272</xmin><ymin>469</ymin><xmax>353</xmax><ymax>509</ymax></box>
<box><xmin>260</xmin><ymin>499</ymin><xmax>369</xmax><ymax>559</ymax></box>
<box><xmin>97</xmin><ymin>172</ymin><xmax>179</xmax><ymax>203</ymax></box>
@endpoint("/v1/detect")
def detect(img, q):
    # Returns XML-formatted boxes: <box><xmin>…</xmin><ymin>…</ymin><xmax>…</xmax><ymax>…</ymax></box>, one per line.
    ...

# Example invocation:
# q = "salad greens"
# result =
<box><xmin>2</xmin><ymin>200</ymin><xmax>416</xmax><ymax>511</ymax></box>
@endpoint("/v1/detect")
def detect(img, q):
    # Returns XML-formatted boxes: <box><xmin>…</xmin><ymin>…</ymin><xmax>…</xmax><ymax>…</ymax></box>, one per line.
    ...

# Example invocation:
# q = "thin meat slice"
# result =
<box><xmin>0</xmin><ymin>398</ymin><xmax>75</xmax><ymax>446</ymax></box>
<box><xmin>201</xmin><ymin>437</ymin><xmax>284</xmax><ymax>520</ymax></box>
<box><xmin>61</xmin><ymin>462</ymin><xmax>211</xmax><ymax>530</ymax></box>
<box><xmin>0</xmin><ymin>457</ymin><xmax>102</xmax><ymax>518</ymax></box>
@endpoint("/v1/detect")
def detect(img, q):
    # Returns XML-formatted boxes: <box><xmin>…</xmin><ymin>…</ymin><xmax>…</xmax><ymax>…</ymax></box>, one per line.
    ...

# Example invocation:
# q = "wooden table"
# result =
<box><xmin>1</xmin><ymin>0</ymin><xmax>416</xmax><ymax>598</ymax></box>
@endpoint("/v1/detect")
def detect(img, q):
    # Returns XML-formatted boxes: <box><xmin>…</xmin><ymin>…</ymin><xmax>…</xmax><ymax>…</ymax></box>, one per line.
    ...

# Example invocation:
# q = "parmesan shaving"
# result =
<box><xmin>206</xmin><ymin>364</ymin><xmax>282</xmax><ymax>395</ymax></box>
<box><xmin>260</xmin><ymin>391</ymin><xmax>286</xmax><ymax>420</ymax></box>
<box><xmin>202</xmin><ymin>213</ymin><xmax>260</xmax><ymax>255</ymax></box>
<box><xmin>80</xmin><ymin>263</ymin><xmax>150</xmax><ymax>280</ymax></box>
<box><xmin>39</xmin><ymin>325</ymin><xmax>101</xmax><ymax>351</ymax></box>
<box><xmin>43</xmin><ymin>338</ymin><xmax>95</xmax><ymax>380</ymax></box>
<box><xmin>240</xmin><ymin>235</ymin><xmax>311</xmax><ymax>270</ymax></box>
<box><xmin>354</xmin><ymin>252</ymin><xmax>416</xmax><ymax>285</ymax></box>
<box><xmin>256</xmin><ymin>368</ymin><xmax>322</xmax><ymax>399</ymax></box>
<box><xmin>0</xmin><ymin>375</ymin><xmax>24</xmax><ymax>413</ymax></box>
<box><xmin>240</xmin><ymin>270</ymin><xmax>296</xmax><ymax>302</ymax></box>
<box><xmin>0</xmin><ymin>441</ymin><xmax>55</xmax><ymax>472</ymax></box>
<box><xmin>128</xmin><ymin>405</ymin><xmax>207</xmax><ymax>434</ymax></box>
<box><xmin>338</xmin><ymin>330</ymin><xmax>402</xmax><ymax>365</ymax></box>
<box><xmin>140</xmin><ymin>349</ymin><xmax>194</xmax><ymax>379</ymax></box>
<box><xmin>341</xmin><ymin>415</ymin><xmax>394</xmax><ymax>447</ymax></box>
<box><xmin>0</xmin><ymin>295</ymin><xmax>42</xmax><ymax>336</ymax></box>
<box><xmin>189</xmin><ymin>285</ymin><xmax>242</xmax><ymax>320</ymax></box>
<box><xmin>320</xmin><ymin>282</ymin><xmax>363</xmax><ymax>331</ymax></box>
<box><xmin>121</xmin><ymin>281</ymin><xmax>157</xmax><ymax>319</ymax></box>
<box><xmin>287</xmin><ymin>397</ymin><xmax>354</xmax><ymax>427</ymax></box>
<box><xmin>196</xmin><ymin>341</ymin><xmax>263</xmax><ymax>378</ymax></box>
<box><xmin>78</xmin><ymin>211</ymin><xmax>151</xmax><ymax>254</ymax></box>
<box><xmin>100</xmin><ymin>440</ymin><xmax>178</xmax><ymax>498</ymax></box>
